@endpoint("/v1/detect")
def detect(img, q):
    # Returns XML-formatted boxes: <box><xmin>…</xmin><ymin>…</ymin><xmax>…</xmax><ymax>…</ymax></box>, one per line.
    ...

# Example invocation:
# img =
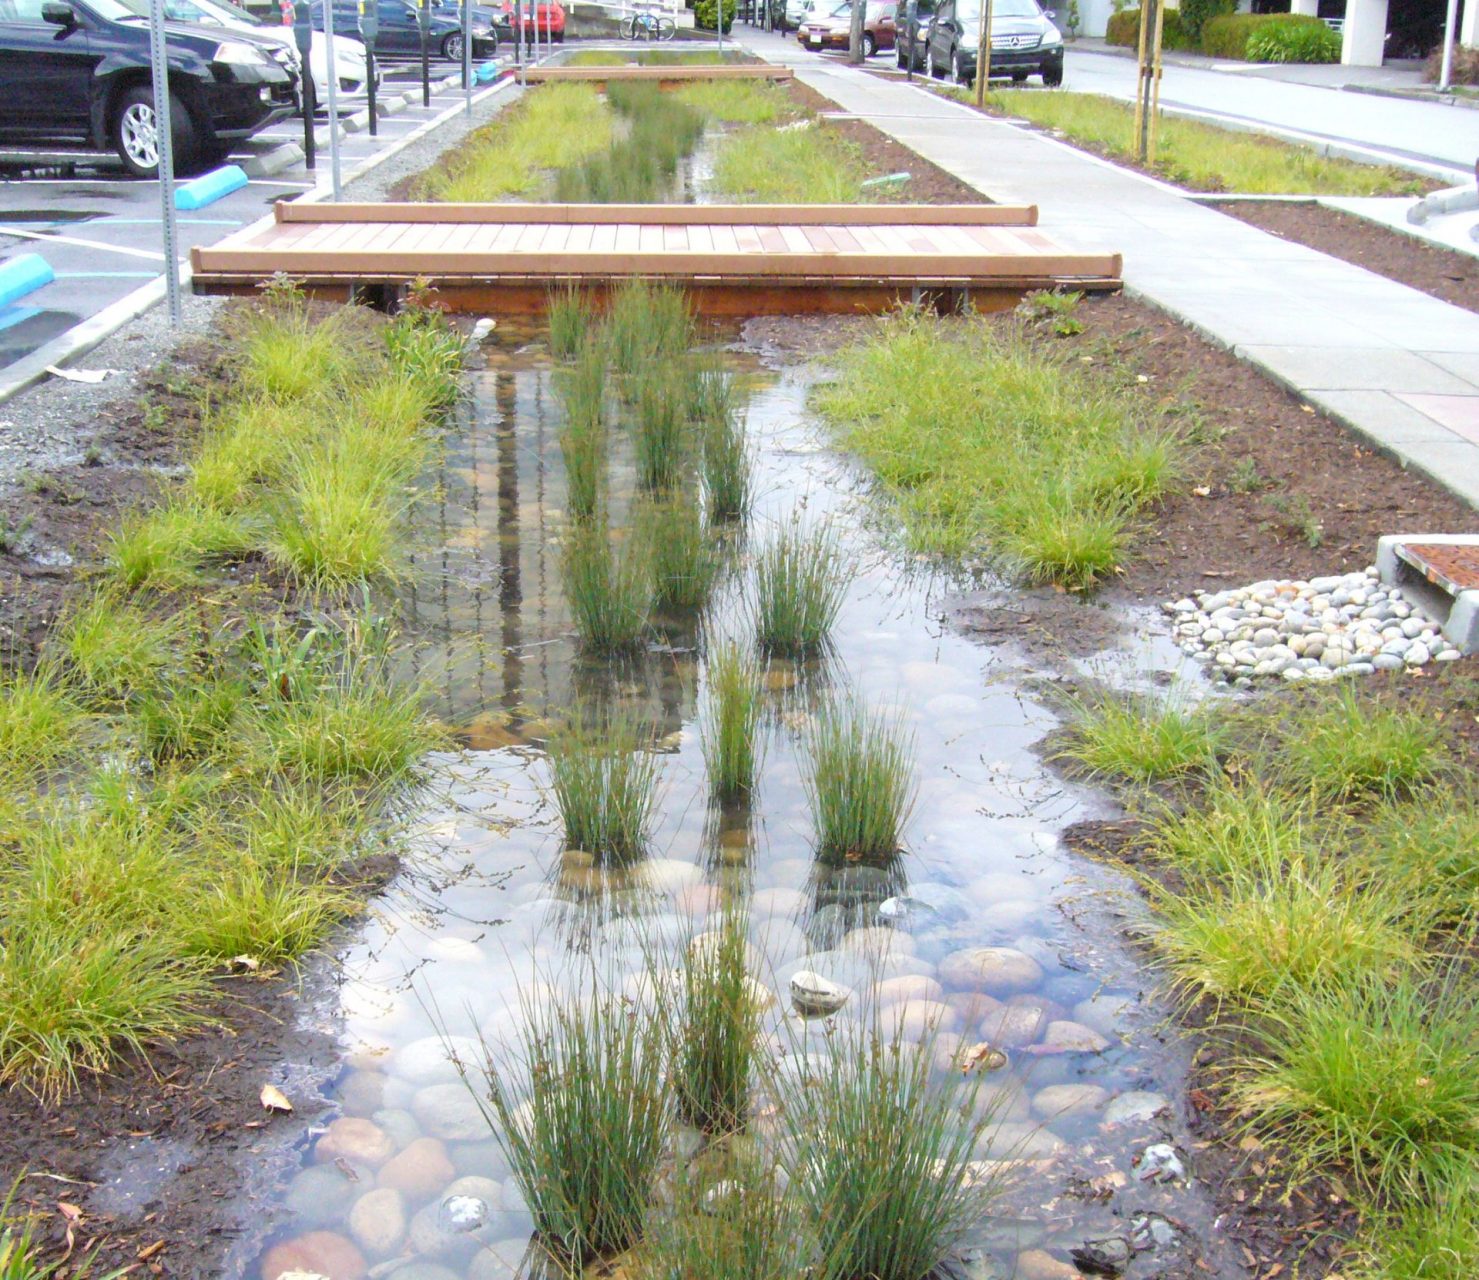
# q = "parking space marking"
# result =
<box><xmin>55</xmin><ymin>271</ymin><xmax>160</xmax><ymax>279</ymax></box>
<box><xmin>0</xmin><ymin>226</ymin><xmax>166</xmax><ymax>261</ymax></box>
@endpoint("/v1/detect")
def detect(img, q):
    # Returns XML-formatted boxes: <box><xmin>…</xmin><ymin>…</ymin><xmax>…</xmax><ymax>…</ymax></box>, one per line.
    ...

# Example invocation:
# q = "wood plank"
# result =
<box><xmin>275</xmin><ymin>202</ymin><xmax>1037</xmax><ymax>227</ymax></box>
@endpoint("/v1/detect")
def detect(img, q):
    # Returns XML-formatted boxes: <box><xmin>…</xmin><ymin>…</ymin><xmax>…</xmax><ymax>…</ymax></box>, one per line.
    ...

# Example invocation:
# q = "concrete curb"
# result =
<box><xmin>241</xmin><ymin>142</ymin><xmax>306</xmax><ymax>178</ymax></box>
<box><xmin>1344</xmin><ymin>82</ymin><xmax>1479</xmax><ymax>111</ymax></box>
<box><xmin>0</xmin><ymin>76</ymin><xmax>517</xmax><ymax>407</ymax></box>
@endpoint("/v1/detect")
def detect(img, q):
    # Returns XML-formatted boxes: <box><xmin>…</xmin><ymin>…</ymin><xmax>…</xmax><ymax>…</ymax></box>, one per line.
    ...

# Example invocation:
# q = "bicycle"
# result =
<box><xmin>620</xmin><ymin>6</ymin><xmax>677</xmax><ymax>38</ymax></box>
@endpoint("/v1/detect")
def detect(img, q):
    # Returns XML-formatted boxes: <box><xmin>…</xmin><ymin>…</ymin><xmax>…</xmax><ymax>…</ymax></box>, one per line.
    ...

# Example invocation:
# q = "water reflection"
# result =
<box><xmin>253</xmin><ymin>322</ymin><xmax>1235</xmax><ymax>1280</ymax></box>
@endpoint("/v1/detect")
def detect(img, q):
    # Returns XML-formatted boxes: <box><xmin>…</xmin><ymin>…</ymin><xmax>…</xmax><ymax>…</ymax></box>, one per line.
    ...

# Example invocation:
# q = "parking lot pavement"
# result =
<box><xmin>0</xmin><ymin>53</ymin><xmax>516</xmax><ymax>374</ymax></box>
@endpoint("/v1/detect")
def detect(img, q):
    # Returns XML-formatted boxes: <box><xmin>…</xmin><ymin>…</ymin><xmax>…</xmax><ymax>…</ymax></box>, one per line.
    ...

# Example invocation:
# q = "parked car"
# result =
<box><xmin>796</xmin><ymin>0</ymin><xmax>894</xmax><ymax>55</ymax></box>
<box><xmin>0</xmin><ymin>0</ymin><xmax>298</xmax><ymax>175</ymax></box>
<box><xmin>311</xmin><ymin>0</ymin><xmax>498</xmax><ymax>60</ymax></box>
<box><xmin>925</xmin><ymin>0</ymin><xmax>1061</xmax><ymax>85</ymax></box>
<box><xmin>894</xmin><ymin>0</ymin><xmax>934</xmax><ymax>67</ymax></box>
<box><xmin>499</xmin><ymin>0</ymin><xmax>561</xmax><ymax>40</ymax></box>
<box><xmin>158</xmin><ymin>0</ymin><xmax>376</xmax><ymax>109</ymax></box>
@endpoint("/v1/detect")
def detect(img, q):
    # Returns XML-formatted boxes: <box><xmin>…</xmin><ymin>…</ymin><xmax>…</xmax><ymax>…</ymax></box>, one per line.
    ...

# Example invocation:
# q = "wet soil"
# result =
<box><xmin>1215</xmin><ymin>199</ymin><xmax>1479</xmax><ymax>317</ymax></box>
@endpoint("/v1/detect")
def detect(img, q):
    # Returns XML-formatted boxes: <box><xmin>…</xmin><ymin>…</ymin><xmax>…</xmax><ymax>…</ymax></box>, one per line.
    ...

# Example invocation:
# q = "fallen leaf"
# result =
<box><xmin>137</xmin><ymin>1240</ymin><xmax>167</xmax><ymax>1261</ymax></box>
<box><xmin>230</xmin><ymin>955</ymin><xmax>261</xmax><ymax>973</ymax></box>
<box><xmin>259</xmin><ymin>1084</ymin><xmax>293</xmax><ymax>1114</ymax></box>
<box><xmin>1192</xmin><ymin>485</ymin><xmax>1211</xmax><ymax>497</ymax></box>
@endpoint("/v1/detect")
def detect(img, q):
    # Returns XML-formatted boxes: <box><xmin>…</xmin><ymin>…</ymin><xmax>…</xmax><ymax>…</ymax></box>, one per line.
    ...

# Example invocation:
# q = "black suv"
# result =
<box><xmin>926</xmin><ymin>0</ymin><xmax>1062</xmax><ymax>86</ymax></box>
<box><xmin>0</xmin><ymin>0</ymin><xmax>299</xmax><ymax>176</ymax></box>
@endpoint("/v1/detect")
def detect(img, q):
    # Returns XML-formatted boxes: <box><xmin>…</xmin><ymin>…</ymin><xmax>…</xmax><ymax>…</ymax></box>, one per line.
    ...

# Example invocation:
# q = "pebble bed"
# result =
<box><xmin>1163</xmin><ymin>568</ymin><xmax>1461</xmax><ymax>685</ymax></box>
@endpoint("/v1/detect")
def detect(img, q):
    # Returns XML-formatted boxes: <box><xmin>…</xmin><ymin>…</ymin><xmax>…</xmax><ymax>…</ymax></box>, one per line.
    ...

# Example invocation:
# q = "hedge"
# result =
<box><xmin>1201</xmin><ymin>12</ymin><xmax>1332</xmax><ymax>58</ymax></box>
<box><xmin>1246</xmin><ymin>17</ymin><xmax>1339</xmax><ymax>61</ymax></box>
<box><xmin>1178</xmin><ymin>0</ymin><xmax>1234</xmax><ymax>39</ymax></box>
<box><xmin>1105</xmin><ymin>7</ymin><xmax>1193</xmax><ymax>49</ymax></box>
<box><xmin>694</xmin><ymin>0</ymin><xmax>737</xmax><ymax>30</ymax></box>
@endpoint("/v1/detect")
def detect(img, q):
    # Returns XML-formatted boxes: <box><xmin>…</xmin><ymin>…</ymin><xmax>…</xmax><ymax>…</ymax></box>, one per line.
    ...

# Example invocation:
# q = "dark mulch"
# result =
<box><xmin>1217</xmin><ymin>198</ymin><xmax>1479</xmax><ymax>317</ymax></box>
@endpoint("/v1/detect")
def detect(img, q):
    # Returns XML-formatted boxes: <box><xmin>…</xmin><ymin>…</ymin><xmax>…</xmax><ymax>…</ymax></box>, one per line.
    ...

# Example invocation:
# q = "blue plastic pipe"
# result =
<box><xmin>175</xmin><ymin>165</ymin><xmax>249</xmax><ymax>212</ymax></box>
<box><xmin>0</xmin><ymin>253</ymin><xmax>54</xmax><ymax>310</ymax></box>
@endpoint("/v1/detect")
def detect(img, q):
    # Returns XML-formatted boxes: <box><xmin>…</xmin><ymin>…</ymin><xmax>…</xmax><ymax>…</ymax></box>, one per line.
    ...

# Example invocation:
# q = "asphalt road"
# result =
<box><xmin>0</xmin><ymin>52</ymin><xmax>518</xmax><ymax>372</ymax></box>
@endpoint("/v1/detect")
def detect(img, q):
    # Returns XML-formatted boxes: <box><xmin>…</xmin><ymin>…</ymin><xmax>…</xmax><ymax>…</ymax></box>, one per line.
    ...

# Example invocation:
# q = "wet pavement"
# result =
<box><xmin>249</xmin><ymin>321</ymin><xmax>1239</xmax><ymax>1280</ymax></box>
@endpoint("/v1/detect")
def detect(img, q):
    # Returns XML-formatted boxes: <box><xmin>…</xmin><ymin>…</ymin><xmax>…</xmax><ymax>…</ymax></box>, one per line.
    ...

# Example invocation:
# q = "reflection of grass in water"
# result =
<box><xmin>556</xmin><ymin>345</ymin><xmax>609</xmax><ymax>522</ymax></box>
<box><xmin>695</xmin><ymin>367</ymin><xmax>752</xmax><ymax>523</ymax></box>
<box><xmin>781</xmin><ymin>1024</ymin><xmax>1006</xmax><ymax>1280</ymax></box>
<box><xmin>546</xmin><ymin>711</ymin><xmax>663</xmax><ymax>864</ymax></box>
<box><xmin>753</xmin><ymin>519</ymin><xmax>849</xmax><ymax>658</ymax></box>
<box><xmin>805</xmin><ymin>697</ymin><xmax>917</xmax><ymax>863</ymax></box>
<box><xmin>479</xmin><ymin>986</ymin><xmax>669</xmax><ymax>1270</ymax></box>
<box><xmin>555</xmin><ymin>82</ymin><xmax>706</xmax><ymax>204</ymax></box>
<box><xmin>548</xmin><ymin>286</ymin><xmax>593</xmax><ymax>361</ymax></box>
<box><xmin>701</xmin><ymin>639</ymin><xmax>764</xmax><ymax>802</ymax></box>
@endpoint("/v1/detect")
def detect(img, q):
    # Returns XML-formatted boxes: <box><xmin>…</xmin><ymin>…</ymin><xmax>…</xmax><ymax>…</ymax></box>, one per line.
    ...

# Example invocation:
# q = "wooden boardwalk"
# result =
<box><xmin>191</xmin><ymin>203</ymin><xmax>1122</xmax><ymax>315</ymax></box>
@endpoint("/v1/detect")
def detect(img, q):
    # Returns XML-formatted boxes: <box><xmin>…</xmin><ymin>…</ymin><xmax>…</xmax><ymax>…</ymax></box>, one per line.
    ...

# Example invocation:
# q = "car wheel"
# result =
<box><xmin>112</xmin><ymin>85</ymin><xmax>195</xmax><ymax>179</ymax></box>
<box><xmin>442</xmin><ymin>32</ymin><xmax>464</xmax><ymax>61</ymax></box>
<box><xmin>953</xmin><ymin>49</ymin><xmax>972</xmax><ymax>88</ymax></box>
<box><xmin>862</xmin><ymin>31</ymin><xmax>876</xmax><ymax>55</ymax></box>
<box><xmin>1042</xmin><ymin>58</ymin><xmax>1063</xmax><ymax>86</ymax></box>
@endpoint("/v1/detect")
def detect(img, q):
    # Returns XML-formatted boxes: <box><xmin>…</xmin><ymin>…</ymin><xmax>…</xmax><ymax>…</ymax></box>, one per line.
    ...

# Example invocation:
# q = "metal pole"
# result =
<box><xmin>420</xmin><ymin>0</ymin><xmax>431</xmax><ymax>106</ymax></box>
<box><xmin>462</xmin><ymin>0</ymin><xmax>472</xmax><ymax>101</ymax></box>
<box><xmin>974</xmin><ymin>0</ymin><xmax>991</xmax><ymax>107</ymax></box>
<box><xmin>147</xmin><ymin>0</ymin><xmax>182</xmax><ymax>326</ymax></box>
<box><xmin>324</xmin><ymin>0</ymin><xmax>342</xmax><ymax>199</ymax></box>
<box><xmin>1438</xmin><ymin>0</ymin><xmax>1459</xmax><ymax>90</ymax></box>
<box><xmin>360</xmin><ymin>0</ymin><xmax>379</xmax><ymax>135</ymax></box>
<box><xmin>905</xmin><ymin>0</ymin><xmax>914</xmax><ymax>80</ymax></box>
<box><xmin>366</xmin><ymin>48</ymin><xmax>378</xmax><ymax>133</ymax></box>
<box><xmin>295</xmin><ymin>1</ymin><xmax>316</xmax><ymax>167</ymax></box>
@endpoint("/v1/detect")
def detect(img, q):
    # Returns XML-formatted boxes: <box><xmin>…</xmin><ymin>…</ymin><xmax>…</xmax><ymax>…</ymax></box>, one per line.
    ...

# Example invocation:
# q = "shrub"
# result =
<box><xmin>1056</xmin><ymin>689</ymin><xmax>1224</xmax><ymax>784</ymax></box>
<box><xmin>1246</xmin><ymin>16</ymin><xmax>1340</xmax><ymax>62</ymax></box>
<box><xmin>671</xmin><ymin>912</ymin><xmax>761</xmax><ymax>1133</ymax></box>
<box><xmin>1423</xmin><ymin>42</ymin><xmax>1479</xmax><ymax>85</ymax></box>
<box><xmin>1105</xmin><ymin>7</ymin><xmax>1191</xmax><ymax>49</ymax></box>
<box><xmin>753</xmin><ymin>519</ymin><xmax>849</xmax><ymax>657</ymax></box>
<box><xmin>694</xmin><ymin>0</ymin><xmax>737</xmax><ymax>32</ymax></box>
<box><xmin>702</xmin><ymin>640</ymin><xmax>764</xmax><ymax>802</ymax></box>
<box><xmin>1201</xmin><ymin>12</ymin><xmax>1331</xmax><ymax>59</ymax></box>
<box><xmin>546</xmin><ymin>713</ymin><xmax>662</xmax><ymax>865</ymax></box>
<box><xmin>1179</xmin><ymin>0</ymin><xmax>1234</xmax><ymax>41</ymax></box>
<box><xmin>805</xmin><ymin>698</ymin><xmax>917</xmax><ymax>863</ymax></box>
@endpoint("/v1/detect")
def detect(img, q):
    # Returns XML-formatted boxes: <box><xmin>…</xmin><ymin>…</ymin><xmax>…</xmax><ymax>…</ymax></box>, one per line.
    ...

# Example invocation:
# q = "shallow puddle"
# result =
<box><xmin>255</xmin><ymin>323</ymin><xmax>1235</xmax><ymax>1280</ymax></box>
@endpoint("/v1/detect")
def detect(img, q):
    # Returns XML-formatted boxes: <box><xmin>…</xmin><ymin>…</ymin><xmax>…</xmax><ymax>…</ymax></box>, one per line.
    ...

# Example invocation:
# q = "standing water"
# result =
<box><xmin>253</xmin><ymin>320</ymin><xmax>1234</xmax><ymax>1280</ymax></box>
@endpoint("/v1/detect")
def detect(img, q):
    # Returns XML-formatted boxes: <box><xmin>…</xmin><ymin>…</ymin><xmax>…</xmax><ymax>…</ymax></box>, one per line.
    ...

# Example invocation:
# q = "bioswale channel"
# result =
<box><xmin>250</xmin><ymin>307</ymin><xmax>1240</xmax><ymax>1280</ymax></box>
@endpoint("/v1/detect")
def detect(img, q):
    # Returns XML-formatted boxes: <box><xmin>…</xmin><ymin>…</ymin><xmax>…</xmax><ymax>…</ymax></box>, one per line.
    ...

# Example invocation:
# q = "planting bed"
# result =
<box><xmin>1215</xmin><ymin>199</ymin><xmax>1479</xmax><ymax>317</ymax></box>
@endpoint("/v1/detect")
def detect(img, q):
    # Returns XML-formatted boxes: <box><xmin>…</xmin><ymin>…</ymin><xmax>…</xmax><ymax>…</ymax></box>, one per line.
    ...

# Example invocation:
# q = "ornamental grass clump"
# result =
<box><xmin>753</xmin><ymin>519</ymin><xmax>849</xmax><ymax>657</ymax></box>
<box><xmin>637</xmin><ymin>494</ymin><xmax>719</xmax><ymax>612</ymax></box>
<box><xmin>1275</xmin><ymin>687</ymin><xmax>1446</xmax><ymax>801</ymax></box>
<box><xmin>1055</xmin><ymin>688</ymin><xmax>1226</xmax><ymax>784</ymax></box>
<box><xmin>562</xmin><ymin>519</ymin><xmax>651</xmax><ymax>653</ymax></box>
<box><xmin>0</xmin><ymin>666</ymin><xmax>87</xmax><ymax>779</ymax></box>
<box><xmin>805</xmin><ymin>698</ymin><xmax>917</xmax><ymax>863</ymax></box>
<box><xmin>546</xmin><ymin>712</ymin><xmax>663</xmax><ymax>865</ymax></box>
<box><xmin>632</xmin><ymin>363</ymin><xmax>690</xmax><ymax>492</ymax></box>
<box><xmin>605</xmin><ymin>280</ymin><xmax>696</xmax><ymax>376</ymax></box>
<box><xmin>478</xmin><ymin>987</ymin><xmax>670</xmax><ymax>1270</ymax></box>
<box><xmin>671</xmin><ymin>910</ymin><xmax>761</xmax><ymax>1133</ymax></box>
<box><xmin>1358</xmin><ymin>786</ymin><xmax>1479</xmax><ymax>925</ymax></box>
<box><xmin>701</xmin><ymin>640</ymin><xmax>764</xmax><ymax>802</ymax></box>
<box><xmin>781</xmin><ymin>1025</ymin><xmax>1003</xmax><ymax>1280</ymax></box>
<box><xmin>557</xmin><ymin>345</ymin><xmax>610</xmax><ymax>522</ymax></box>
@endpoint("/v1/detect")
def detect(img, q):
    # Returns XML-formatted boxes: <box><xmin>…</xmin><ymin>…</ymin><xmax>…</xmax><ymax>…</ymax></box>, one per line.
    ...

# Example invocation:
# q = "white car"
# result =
<box><xmin>162</xmin><ymin>0</ymin><xmax>378</xmax><ymax>110</ymax></box>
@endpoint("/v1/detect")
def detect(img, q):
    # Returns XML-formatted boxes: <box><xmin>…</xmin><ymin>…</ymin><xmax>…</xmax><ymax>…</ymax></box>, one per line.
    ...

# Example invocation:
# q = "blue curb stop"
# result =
<box><xmin>0</xmin><ymin>253</ymin><xmax>55</xmax><ymax>311</ymax></box>
<box><xmin>175</xmin><ymin>165</ymin><xmax>249</xmax><ymax>211</ymax></box>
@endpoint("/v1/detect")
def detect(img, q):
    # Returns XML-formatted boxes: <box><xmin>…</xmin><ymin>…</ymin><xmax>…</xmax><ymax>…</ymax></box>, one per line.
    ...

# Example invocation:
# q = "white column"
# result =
<box><xmin>1461</xmin><ymin>0</ymin><xmax>1476</xmax><ymax>49</ymax></box>
<box><xmin>1290</xmin><ymin>0</ymin><xmax>1318</xmax><ymax>15</ymax></box>
<box><xmin>1340</xmin><ymin>0</ymin><xmax>1388</xmax><ymax>64</ymax></box>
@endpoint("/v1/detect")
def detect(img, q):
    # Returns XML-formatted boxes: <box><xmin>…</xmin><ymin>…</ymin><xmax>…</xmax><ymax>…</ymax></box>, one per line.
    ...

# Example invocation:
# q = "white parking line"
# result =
<box><xmin>0</xmin><ymin>225</ymin><xmax>166</xmax><ymax>260</ymax></box>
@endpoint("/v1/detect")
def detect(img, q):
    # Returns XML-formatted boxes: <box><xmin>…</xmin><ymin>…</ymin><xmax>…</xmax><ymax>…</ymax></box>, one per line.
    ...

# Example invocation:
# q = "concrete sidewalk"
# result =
<box><xmin>746</xmin><ymin>33</ymin><xmax>1479</xmax><ymax>511</ymax></box>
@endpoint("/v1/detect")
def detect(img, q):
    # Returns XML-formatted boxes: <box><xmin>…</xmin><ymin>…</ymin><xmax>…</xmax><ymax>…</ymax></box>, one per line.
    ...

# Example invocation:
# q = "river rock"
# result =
<box><xmin>880</xmin><ymin>998</ymin><xmax>958</xmax><ymax>1040</ymax></box>
<box><xmin>439</xmin><ymin>1193</ymin><xmax>490</xmax><ymax>1234</ymax></box>
<box><xmin>392</xmin><ymin>1036</ymin><xmax>483</xmax><ymax>1087</ymax></box>
<box><xmin>370</xmin><ymin>1107</ymin><xmax>420</xmax><ymax>1151</ymax></box>
<box><xmin>348</xmin><ymin>1187</ymin><xmax>407</xmax><ymax>1257</ymax></box>
<box><xmin>378</xmin><ymin>1138</ymin><xmax>455</xmax><ymax>1200</ymax></box>
<box><xmin>790</xmin><ymin>970</ymin><xmax>852</xmax><ymax>1017</ymax></box>
<box><xmin>412</xmin><ymin>1083</ymin><xmax>489</xmax><ymax>1142</ymax></box>
<box><xmin>314</xmin><ymin>1118</ymin><xmax>396</xmax><ymax>1170</ymax></box>
<box><xmin>979</xmin><ymin>1002</ymin><xmax>1048</xmax><ymax>1049</ymax></box>
<box><xmin>1072</xmin><ymin>1235</ymin><xmax>1133</xmax><ymax>1277</ymax></box>
<box><xmin>339</xmin><ymin>1071</ymin><xmax>387</xmax><ymax>1117</ymax></box>
<box><xmin>1102</xmin><ymin>1090</ymin><xmax>1170</xmax><ymax>1127</ymax></box>
<box><xmin>448</xmin><ymin>1140</ymin><xmax>510</xmax><ymax>1181</ymax></box>
<box><xmin>840</xmin><ymin>925</ymin><xmax>916</xmax><ymax>957</ymax></box>
<box><xmin>467</xmin><ymin>1239</ymin><xmax>533</xmax><ymax>1280</ymax></box>
<box><xmin>260</xmin><ymin>1231</ymin><xmax>367</xmax><ymax>1280</ymax></box>
<box><xmin>1071</xmin><ymin>993</ymin><xmax>1134</xmax><ymax>1037</ymax></box>
<box><xmin>945</xmin><ymin>991</ymin><xmax>1004</xmax><ymax>1025</ymax></box>
<box><xmin>387</xmin><ymin>1264</ymin><xmax>462</xmax><ymax>1280</ymax></box>
<box><xmin>978</xmin><ymin>1121</ymin><xmax>1066</xmax><ymax>1161</ymax></box>
<box><xmin>1014</xmin><ymin>1249</ymin><xmax>1081</xmax><ymax>1280</ymax></box>
<box><xmin>1031</xmin><ymin>1083</ymin><xmax>1108</xmax><ymax>1118</ymax></box>
<box><xmin>283</xmin><ymin>1164</ymin><xmax>366</xmax><ymax>1228</ymax></box>
<box><xmin>634</xmin><ymin>858</ymin><xmax>704</xmax><ymax>893</ymax></box>
<box><xmin>1134</xmin><ymin>1142</ymin><xmax>1187</xmax><ymax>1184</ymax></box>
<box><xmin>444</xmin><ymin>1176</ymin><xmax>504</xmax><ymax>1210</ymax></box>
<box><xmin>875</xmin><ymin>973</ymin><xmax>944</xmax><ymax>1005</ymax></box>
<box><xmin>751</xmin><ymin>886</ymin><xmax>807</xmax><ymax>918</ymax></box>
<box><xmin>938</xmin><ymin>946</ymin><xmax>1044</xmax><ymax>995</ymax></box>
<box><xmin>1037</xmin><ymin>1020</ymin><xmax>1111</xmax><ymax>1054</ymax></box>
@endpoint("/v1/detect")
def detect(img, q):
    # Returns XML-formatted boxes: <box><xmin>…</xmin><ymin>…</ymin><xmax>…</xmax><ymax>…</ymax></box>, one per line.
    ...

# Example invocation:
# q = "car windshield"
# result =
<box><xmin>958</xmin><ymin>0</ymin><xmax>1040</xmax><ymax>19</ymax></box>
<box><xmin>162</xmin><ymin>0</ymin><xmax>263</xmax><ymax>24</ymax></box>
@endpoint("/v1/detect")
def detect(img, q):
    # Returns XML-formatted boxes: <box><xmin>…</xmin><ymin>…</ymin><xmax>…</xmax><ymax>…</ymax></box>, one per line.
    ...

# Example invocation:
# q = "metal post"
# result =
<box><xmin>419</xmin><ymin>0</ymin><xmax>431</xmax><ymax>106</ymax></box>
<box><xmin>462</xmin><ymin>0</ymin><xmax>472</xmax><ymax>99</ymax></box>
<box><xmin>295</xmin><ymin>0</ymin><xmax>316</xmax><ymax>167</ymax></box>
<box><xmin>974</xmin><ymin>0</ymin><xmax>991</xmax><ymax>107</ymax></box>
<box><xmin>1438</xmin><ymin>0</ymin><xmax>1459</xmax><ymax>90</ymax></box>
<box><xmin>147</xmin><ymin>0</ymin><xmax>182</xmax><ymax>326</ymax></box>
<box><xmin>324</xmin><ymin>0</ymin><xmax>342</xmax><ymax>199</ymax></box>
<box><xmin>905</xmin><ymin>0</ymin><xmax>915</xmax><ymax>80</ymax></box>
<box><xmin>366</xmin><ymin>49</ymin><xmax>378</xmax><ymax>134</ymax></box>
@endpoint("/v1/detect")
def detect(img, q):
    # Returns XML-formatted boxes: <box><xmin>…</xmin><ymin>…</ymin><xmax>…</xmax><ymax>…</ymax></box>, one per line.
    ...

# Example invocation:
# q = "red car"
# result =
<box><xmin>797</xmin><ymin>0</ymin><xmax>895</xmax><ymax>54</ymax></box>
<box><xmin>502</xmin><ymin>0</ymin><xmax>564</xmax><ymax>39</ymax></box>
